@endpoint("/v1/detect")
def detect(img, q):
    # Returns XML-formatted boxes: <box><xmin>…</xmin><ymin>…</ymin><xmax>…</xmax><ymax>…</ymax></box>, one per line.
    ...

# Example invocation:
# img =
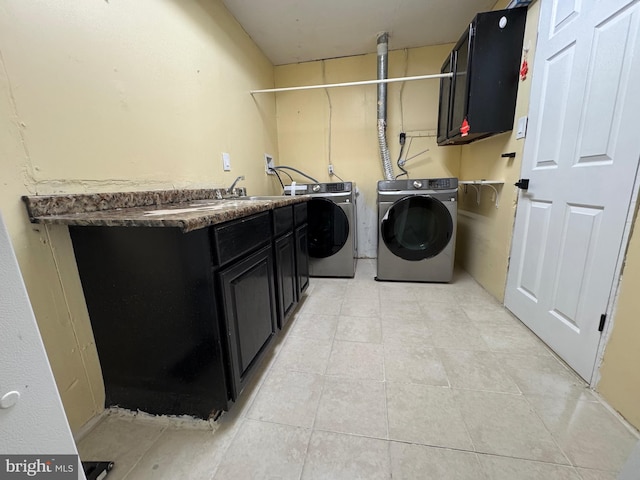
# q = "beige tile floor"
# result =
<box><xmin>77</xmin><ymin>259</ymin><xmax>639</xmax><ymax>480</ymax></box>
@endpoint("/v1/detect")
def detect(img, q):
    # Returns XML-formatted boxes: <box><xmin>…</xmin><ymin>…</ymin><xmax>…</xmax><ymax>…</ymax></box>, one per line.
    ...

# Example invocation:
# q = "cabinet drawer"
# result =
<box><xmin>273</xmin><ymin>206</ymin><xmax>294</xmax><ymax>237</ymax></box>
<box><xmin>294</xmin><ymin>202</ymin><xmax>308</xmax><ymax>226</ymax></box>
<box><xmin>212</xmin><ymin>212</ymin><xmax>271</xmax><ymax>265</ymax></box>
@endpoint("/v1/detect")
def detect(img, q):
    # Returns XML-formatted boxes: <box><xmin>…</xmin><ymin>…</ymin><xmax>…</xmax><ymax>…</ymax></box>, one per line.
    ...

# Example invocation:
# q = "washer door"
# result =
<box><xmin>307</xmin><ymin>198</ymin><xmax>350</xmax><ymax>259</ymax></box>
<box><xmin>381</xmin><ymin>195</ymin><xmax>453</xmax><ymax>261</ymax></box>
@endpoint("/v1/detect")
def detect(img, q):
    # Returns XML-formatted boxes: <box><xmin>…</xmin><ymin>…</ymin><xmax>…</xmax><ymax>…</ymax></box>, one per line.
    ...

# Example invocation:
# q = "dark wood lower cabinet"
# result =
<box><xmin>69</xmin><ymin>205</ymin><xmax>309</xmax><ymax>419</ymax></box>
<box><xmin>275</xmin><ymin>232</ymin><xmax>297</xmax><ymax>328</ymax></box>
<box><xmin>69</xmin><ymin>226</ymin><xmax>230</xmax><ymax>418</ymax></box>
<box><xmin>219</xmin><ymin>245</ymin><xmax>277</xmax><ymax>397</ymax></box>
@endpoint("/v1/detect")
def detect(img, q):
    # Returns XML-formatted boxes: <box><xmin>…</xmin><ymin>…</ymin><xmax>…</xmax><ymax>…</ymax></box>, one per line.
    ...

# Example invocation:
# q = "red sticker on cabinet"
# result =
<box><xmin>460</xmin><ymin>118</ymin><xmax>470</xmax><ymax>137</ymax></box>
<box><xmin>520</xmin><ymin>59</ymin><xmax>528</xmax><ymax>80</ymax></box>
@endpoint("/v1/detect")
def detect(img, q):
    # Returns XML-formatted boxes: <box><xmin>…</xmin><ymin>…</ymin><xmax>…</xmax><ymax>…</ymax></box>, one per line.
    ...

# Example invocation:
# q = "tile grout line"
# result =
<box><xmin>120</xmin><ymin>423</ymin><xmax>169</xmax><ymax>480</ymax></box>
<box><xmin>377</xmin><ymin>281</ymin><xmax>392</xmax><ymax>449</ymax></box>
<box><xmin>447</xmin><ymin>388</ymin><xmax>479</xmax><ymax>456</ymax></box>
<box><xmin>520</xmin><ymin>391</ymin><xmax>574</xmax><ymax>467</ymax></box>
<box><xmin>588</xmin><ymin>389</ymin><xmax>640</xmax><ymax>439</ymax></box>
<box><xmin>474</xmin><ymin>451</ymin><xmax>589</xmax><ymax>472</ymax></box>
<box><xmin>208</xmin><ymin>416</ymin><xmax>246</xmax><ymax>480</ymax></box>
<box><xmin>297</xmin><ymin>292</ymin><xmax>341</xmax><ymax>480</ymax></box>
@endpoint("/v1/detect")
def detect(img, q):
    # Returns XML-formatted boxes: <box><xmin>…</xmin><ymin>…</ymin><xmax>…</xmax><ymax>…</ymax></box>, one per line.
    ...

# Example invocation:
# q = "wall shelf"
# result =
<box><xmin>459</xmin><ymin>180</ymin><xmax>504</xmax><ymax>208</ymax></box>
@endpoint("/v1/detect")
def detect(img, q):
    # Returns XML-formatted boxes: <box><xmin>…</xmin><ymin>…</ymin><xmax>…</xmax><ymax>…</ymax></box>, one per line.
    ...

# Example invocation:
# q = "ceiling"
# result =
<box><xmin>221</xmin><ymin>0</ymin><xmax>498</xmax><ymax>65</ymax></box>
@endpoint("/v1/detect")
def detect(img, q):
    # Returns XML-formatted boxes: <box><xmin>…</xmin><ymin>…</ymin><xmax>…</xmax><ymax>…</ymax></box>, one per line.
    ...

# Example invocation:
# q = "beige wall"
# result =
<box><xmin>275</xmin><ymin>46</ymin><xmax>462</xmax><ymax>257</ymax></box>
<box><xmin>0</xmin><ymin>0</ymin><xmax>278</xmax><ymax>432</ymax></box>
<box><xmin>455</xmin><ymin>0</ymin><xmax>540</xmax><ymax>302</ymax></box>
<box><xmin>598</xmin><ymin>206</ymin><xmax>640</xmax><ymax>429</ymax></box>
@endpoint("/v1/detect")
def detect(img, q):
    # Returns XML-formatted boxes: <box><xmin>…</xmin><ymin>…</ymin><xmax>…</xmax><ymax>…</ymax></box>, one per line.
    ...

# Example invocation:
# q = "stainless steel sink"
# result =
<box><xmin>188</xmin><ymin>199</ymin><xmax>244</xmax><ymax>206</ymax></box>
<box><xmin>143</xmin><ymin>196</ymin><xmax>289</xmax><ymax>215</ymax></box>
<box><xmin>143</xmin><ymin>198</ymin><xmax>253</xmax><ymax>215</ymax></box>
<box><xmin>237</xmin><ymin>196</ymin><xmax>288</xmax><ymax>200</ymax></box>
<box><xmin>189</xmin><ymin>196</ymin><xmax>287</xmax><ymax>205</ymax></box>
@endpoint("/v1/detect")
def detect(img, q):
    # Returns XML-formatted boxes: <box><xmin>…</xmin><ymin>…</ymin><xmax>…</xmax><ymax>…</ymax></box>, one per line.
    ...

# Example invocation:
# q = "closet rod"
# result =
<box><xmin>250</xmin><ymin>72</ymin><xmax>453</xmax><ymax>94</ymax></box>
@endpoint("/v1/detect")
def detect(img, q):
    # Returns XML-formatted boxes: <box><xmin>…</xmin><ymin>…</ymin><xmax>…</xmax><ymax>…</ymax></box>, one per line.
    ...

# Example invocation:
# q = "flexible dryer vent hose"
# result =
<box><xmin>377</xmin><ymin>33</ymin><xmax>394</xmax><ymax>181</ymax></box>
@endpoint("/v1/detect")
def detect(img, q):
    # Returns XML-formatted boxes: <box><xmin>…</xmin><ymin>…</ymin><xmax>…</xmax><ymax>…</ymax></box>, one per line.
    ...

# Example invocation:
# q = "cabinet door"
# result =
<box><xmin>219</xmin><ymin>245</ymin><xmax>277</xmax><ymax>397</ymax></box>
<box><xmin>295</xmin><ymin>224</ymin><xmax>310</xmax><ymax>296</ymax></box>
<box><xmin>437</xmin><ymin>53</ymin><xmax>454</xmax><ymax>145</ymax></box>
<box><xmin>70</xmin><ymin>226</ymin><xmax>229</xmax><ymax>417</ymax></box>
<box><xmin>275</xmin><ymin>232</ymin><xmax>297</xmax><ymax>328</ymax></box>
<box><xmin>448</xmin><ymin>28</ymin><xmax>471</xmax><ymax>139</ymax></box>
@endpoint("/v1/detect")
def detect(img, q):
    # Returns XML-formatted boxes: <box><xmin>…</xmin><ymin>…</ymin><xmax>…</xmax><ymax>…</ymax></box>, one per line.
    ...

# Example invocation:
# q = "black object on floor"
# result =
<box><xmin>82</xmin><ymin>461</ymin><xmax>114</xmax><ymax>480</ymax></box>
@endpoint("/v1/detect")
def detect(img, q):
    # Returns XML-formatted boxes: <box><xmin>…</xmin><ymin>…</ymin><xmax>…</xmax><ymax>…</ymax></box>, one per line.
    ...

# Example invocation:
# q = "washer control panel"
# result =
<box><xmin>326</xmin><ymin>182</ymin><xmax>348</xmax><ymax>193</ymax></box>
<box><xmin>285</xmin><ymin>182</ymin><xmax>354</xmax><ymax>195</ymax></box>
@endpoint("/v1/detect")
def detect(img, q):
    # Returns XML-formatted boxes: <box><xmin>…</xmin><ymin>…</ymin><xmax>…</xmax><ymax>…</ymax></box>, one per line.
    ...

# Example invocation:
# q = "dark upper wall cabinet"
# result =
<box><xmin>437</xmin><ymin>8</ymin><xmax>527</xmax><ymax>146</ymax></box>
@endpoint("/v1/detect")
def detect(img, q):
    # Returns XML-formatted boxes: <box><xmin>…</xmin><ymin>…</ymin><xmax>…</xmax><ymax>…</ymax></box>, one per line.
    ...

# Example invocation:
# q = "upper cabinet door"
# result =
<box><xmin>437</xmin><ymin>8</ymin><xmax>527</xmax><ymax>146</ymax></box>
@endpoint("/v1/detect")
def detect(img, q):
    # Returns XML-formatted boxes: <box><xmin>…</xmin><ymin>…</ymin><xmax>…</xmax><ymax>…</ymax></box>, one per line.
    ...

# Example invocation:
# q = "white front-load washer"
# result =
<box><xmin>376</xmin><ymin>178</ymin><xmax>457</xmax><ymax>282</ymax></box>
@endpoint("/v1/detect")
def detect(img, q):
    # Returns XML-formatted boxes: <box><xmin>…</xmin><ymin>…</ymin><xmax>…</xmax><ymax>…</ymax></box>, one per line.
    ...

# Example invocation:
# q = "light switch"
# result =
<box><xmin>222</xmin><ymin>152</ymin><xmax>231</xmax><ymax>171</ymax></box>
<box><xmin>516</xmin><ymin>116</ymin><xmax>528</xmax><ymax>139</ymax></box>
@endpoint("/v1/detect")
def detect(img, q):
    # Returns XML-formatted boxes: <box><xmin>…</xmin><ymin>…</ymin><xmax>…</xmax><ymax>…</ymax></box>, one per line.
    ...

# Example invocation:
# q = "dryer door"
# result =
<box><xmin>307</xmin><ymin>198</ymin><xmax>350</xmax><ymax>259</ymax></box>
<box><xmin>381</xmin><ymin>195</ymin><xmax>453</xmax><ymax>261</ymax></box>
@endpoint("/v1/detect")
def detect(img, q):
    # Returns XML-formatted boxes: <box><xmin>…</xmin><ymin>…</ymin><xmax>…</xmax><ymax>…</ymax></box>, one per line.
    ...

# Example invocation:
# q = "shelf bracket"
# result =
<box><xmin>459</xmin><ymin>181</ymin><xmax>503</xmax><ymax>208</ymax></box>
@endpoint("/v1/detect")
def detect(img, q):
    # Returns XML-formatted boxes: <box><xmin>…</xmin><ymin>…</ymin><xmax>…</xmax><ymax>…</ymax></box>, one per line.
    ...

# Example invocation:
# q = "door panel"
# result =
<box><xmin>534</xmin><ymin>44</ymin><xmax>574</xmax><ymax>169</ymax></box>
<box><xmin>551</xmin><ymin>0</ymin><xmax>580</xmax><ymax>35</ymax></box>
<box><xmin>517</xmin><ymin>199</ymin><xmax>552</xmax><ymax>302</ymax></box>
<box><xmin>505</xmin><ymin>0</ymin><xmax>640</xmax><ymax>381</ymax></box>
<box><xmin>550</xmin><ymin>204</ymin><xmax>603</xmax><ymax>329</ymax></box>
<box><xmin>578</xmin><ymin>10</ymin><xmax>633</xmax><ymax>164</ymax></box>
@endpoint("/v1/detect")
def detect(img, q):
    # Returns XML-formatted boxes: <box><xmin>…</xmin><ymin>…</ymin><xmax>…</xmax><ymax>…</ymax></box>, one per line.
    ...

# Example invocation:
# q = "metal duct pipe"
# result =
<box><xmin>377</xmin><ymin>32</ymin><xmax>394</xmax><ymax>181</ymax></box>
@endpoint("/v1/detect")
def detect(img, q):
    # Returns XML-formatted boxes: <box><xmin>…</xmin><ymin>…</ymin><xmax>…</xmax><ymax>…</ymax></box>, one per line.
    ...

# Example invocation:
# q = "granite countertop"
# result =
<box><xmin>22</xmin><ymin>189</ymin><xmax>310</xmax><ymax>232</ymax></box>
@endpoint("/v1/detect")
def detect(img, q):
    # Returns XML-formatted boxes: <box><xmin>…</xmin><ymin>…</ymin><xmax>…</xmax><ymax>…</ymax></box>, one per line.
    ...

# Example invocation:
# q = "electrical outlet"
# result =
<box><xmin>265</xmin><ymin>154</ymin><xmax>275</xmax><ymax>175</ymax></box>
<box><xmin>222</xmin><ymin>152</ymin><xmax>231</xmax><ymax>171</ymax></box>
<box><xmin>328</xmin><ymin>164</ymin><xmax>334</xmax><ymax>176</ymax></box>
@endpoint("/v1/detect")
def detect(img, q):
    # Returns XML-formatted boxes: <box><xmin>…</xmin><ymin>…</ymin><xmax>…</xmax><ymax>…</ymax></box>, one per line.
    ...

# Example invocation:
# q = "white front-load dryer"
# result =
<box><xmin>376</xmin><ymin>178</ymin><xmax>457</xmax><ymax>283</ymax></box>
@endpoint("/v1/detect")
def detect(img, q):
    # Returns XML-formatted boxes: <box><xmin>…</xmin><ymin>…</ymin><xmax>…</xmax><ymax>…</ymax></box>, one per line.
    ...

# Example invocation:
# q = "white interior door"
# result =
<box><xmin>0</xmin><ymin>213</ymin><xmax>82</xmax><ymax>473</ymax></box>
<box><xmin>505</xmin><ymin>0</ymin><xmax>640</xmax><ymax>381</ymax></box>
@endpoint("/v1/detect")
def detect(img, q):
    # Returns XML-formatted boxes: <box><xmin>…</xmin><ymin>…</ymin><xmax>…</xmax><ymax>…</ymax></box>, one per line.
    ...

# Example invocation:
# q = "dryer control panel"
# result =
<box><xmin>378</xmin><ymin>178</ymin><xmax>458</xmax><ymax>192</ymax></box>
<box><xmin>426</xmin><ymin>178</ymin><xmax>456</xmax><ymax>189</ymax></box>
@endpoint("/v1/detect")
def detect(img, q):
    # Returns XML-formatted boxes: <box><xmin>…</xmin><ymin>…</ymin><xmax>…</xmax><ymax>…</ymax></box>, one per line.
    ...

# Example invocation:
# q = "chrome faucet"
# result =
<box><xmin>227</xmin><ymin>175</ymin><xmax>245</xmax><ymax>195</ymax></box>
